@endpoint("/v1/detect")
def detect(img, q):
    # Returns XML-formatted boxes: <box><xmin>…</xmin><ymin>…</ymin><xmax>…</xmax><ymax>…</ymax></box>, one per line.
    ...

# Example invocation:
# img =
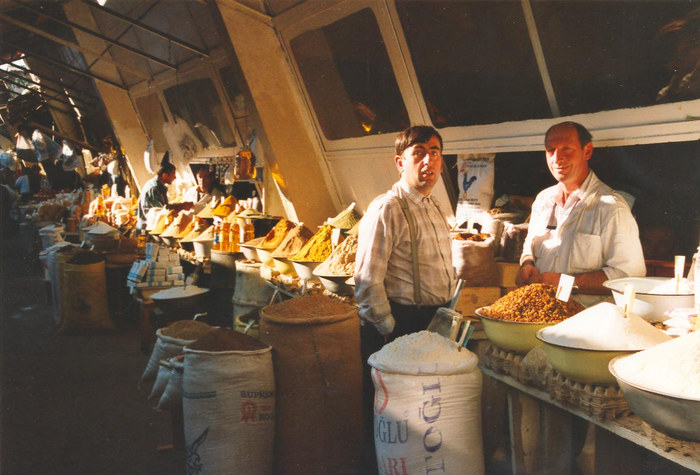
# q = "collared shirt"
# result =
<box><xmin>354</xmin><ymin>179</ymin><xmax>457</xmax><ymax>335</ymax></box>
<box><xmin>184</xmin><ymin>185</ymin><xmax>224</xmax><ymax>214</ymax></box>
<box><xmin>137</xmin><ymin>177</ymin><xmax>168</xmax><ymax>229</ymax></box>
<box><xmin>521</xmin><ymin>171</ymin><xmax>646</xmax><ymax>305</ymax></box>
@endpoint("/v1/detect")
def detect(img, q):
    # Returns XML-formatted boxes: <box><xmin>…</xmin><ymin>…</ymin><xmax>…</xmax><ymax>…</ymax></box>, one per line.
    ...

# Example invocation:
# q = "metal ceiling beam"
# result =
<box><xmin>5</xmin><ymin>62</ymin><xmax>100</xmax><ymax>103</ymax></box>
<box><xmin>30</xmin><ymin>121</ymin><xmax>100</xmax><ymax>152</ymax></box>
<box><xmin>0</xmin><ymin>66</ymin><xmax>97</xmax><ymax>107</ymax></box>
<box><xmin>0</xmin><ymin>12</ymin><xmax>154</xmax><ymax>81</ymax></box>
<box><xmin>0</xmin><ymin>75</ymin><xmax>88</xmax><ymax>112</ymax></box>
<box><xmin>81</xmin><ymin>0</ymin><xmax>209</xmax><ymax>58</ymax></box>
<box><xmin>10</xmin><ymin>0</ymin><xmax>178</xmax><ymax>71</ymax></box>
<box><xmin>0</xmin><ymin>39</ymin><xmax>128</xmax><ymax>90</ymax></box>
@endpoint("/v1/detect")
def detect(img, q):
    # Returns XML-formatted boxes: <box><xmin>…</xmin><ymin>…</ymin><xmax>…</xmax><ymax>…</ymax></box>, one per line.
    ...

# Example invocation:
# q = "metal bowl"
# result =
<box><xmin>291</xmin><ymin>260</ymin><xmax>321</xmax><ymax>281</ymax></box>
<box><xmin>536</xmin><ymin>330</ymin><xmax>637</xmax><ymax>385</ymax></box>
<box><xmin>256</xmin><ymin>248</ymin><xmax>274</xmax><ymax>266</ymax></box>
<box><xmin>610</xmin><ymin>356</ymin><xmax>700</xmax><ymax>441</ymax></box>
<box><xmin>315</xmin><ymin>273</ymin><xmax>354</xmax><ymax>296</ymax></box>
<box><xmin>239</xmin><ymin>244</ymin><xmax>259</xmax><ymax>262</ymax></box>
<box><xmin>476</xmin><ymin>307</ymin><xmax>556</xmax><ymax>354</ymax></box>
<box><xmin>150</xmin><ymin>287</ymin><xmax>210</xmax><ymax>315</ymax></box>
<box><xmin>272</xmin><ymin>257</ymin><xmax>297</xmax><ymax>276</ymax></box>
<box><xmin>603</xmin><ymin>277</ymin><xmax>694</xmax><ymax>323</ymax></box>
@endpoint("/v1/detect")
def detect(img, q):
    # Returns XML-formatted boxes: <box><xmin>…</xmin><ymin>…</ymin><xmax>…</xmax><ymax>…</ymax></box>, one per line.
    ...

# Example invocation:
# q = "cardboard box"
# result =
<box><xmin>496</xmin><ymin>262</ymin><xmax>520</xmax><ymax>288</ymax></box>
<box><xmin>454</xmin><ymin>286</ymin><xmax>502</xmax><ymax>317</ymax></box>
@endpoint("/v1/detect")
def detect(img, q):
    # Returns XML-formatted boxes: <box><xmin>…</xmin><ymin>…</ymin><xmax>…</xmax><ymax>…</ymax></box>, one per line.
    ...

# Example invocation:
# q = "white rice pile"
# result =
<box><xmin>541</xmin><ymin>302</ymin><xmax>671</xmax><ymax>350</ymax></box>
<box><xmin>613</xmin><ymin>332</ymin><xmax>700</xmax><ymax>399</ymax></box>
<box><xmin>647</xmin><ymin>278</ymin><xmax>694</xmax><ymax>295</ymax></box>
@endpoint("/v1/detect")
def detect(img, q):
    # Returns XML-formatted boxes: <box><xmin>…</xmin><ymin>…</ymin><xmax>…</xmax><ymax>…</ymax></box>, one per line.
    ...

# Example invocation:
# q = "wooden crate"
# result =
<box><xmin>496</xmin><ymin>261</ymin><xmax>520</xmax><ymax>288</ymax></box>
<box><xmin>455</xmin><ymin>286</ymin><xmax>502</xmax><ymax>317</ymax></box>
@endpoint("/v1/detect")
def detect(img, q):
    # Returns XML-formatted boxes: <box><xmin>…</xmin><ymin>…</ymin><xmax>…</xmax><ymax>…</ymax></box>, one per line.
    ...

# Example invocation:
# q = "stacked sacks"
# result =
<box><xmin>140</xmin><ymin>320</ymin><xmax>213</xmax><ymax>390</ymax></box>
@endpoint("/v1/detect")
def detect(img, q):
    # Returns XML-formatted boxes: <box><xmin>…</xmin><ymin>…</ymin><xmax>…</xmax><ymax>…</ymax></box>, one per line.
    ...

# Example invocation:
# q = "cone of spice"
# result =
<box><xmin>314</xmin><ymin>235</ymin><xmax>358</xmax><ymax>276</ymax></box>
<box><xmin>291</xmin><ymin>225</ymin><xmax>334</xmax><ymax>262</ymax></box>
<box><xmin>257</xmin><ymin>219</ymin><xmax>296</xmax><ymax>250</ymax></box>
<box><xmin>326</xmin><ymin>202</ymin><xmax>362</xmax><ymax>230</ymax></box>
<box><xmin>271</xmin><ymin>224</ymin><xmax>314</xmax><ymax>258</ymax></box>
<box><xmin>161</xmin><ymin>211</ymin><xmax>194</xmax><ymax>238</ymax></box>
<box><xmin>212</xmin><ymin>195</ymin><xmax>238</xmax><ymax>218</ymax></box>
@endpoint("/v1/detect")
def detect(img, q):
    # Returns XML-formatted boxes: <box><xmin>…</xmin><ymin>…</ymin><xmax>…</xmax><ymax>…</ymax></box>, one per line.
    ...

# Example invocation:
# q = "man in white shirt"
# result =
<box><xmin>516</xmin><ymin>121</ymin><xmax>646</xmax><ymax>304</ymax></box>
<box><xmin>184</xmin><ymin>166</ymin><xmax>224</xmax><ymax>214</ymax></box>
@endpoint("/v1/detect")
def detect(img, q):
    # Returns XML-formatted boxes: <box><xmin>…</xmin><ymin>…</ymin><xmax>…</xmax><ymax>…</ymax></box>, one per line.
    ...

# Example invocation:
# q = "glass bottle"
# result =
<box><xmin>221</xmin><ymin>222</ymin><xmax>231</xmax><ymax>252</ymax></box>
<box><xmin>212</xmin><ymin>223</ymin><xmax>221</xmax><ymax>251</ymax></box>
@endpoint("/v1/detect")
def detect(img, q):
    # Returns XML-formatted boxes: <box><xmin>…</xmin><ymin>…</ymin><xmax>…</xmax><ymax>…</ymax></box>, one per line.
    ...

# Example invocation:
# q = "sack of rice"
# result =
<box><xmin>369</xmin><ymin>330</ymin><xmax>484</xmax><ymax>475</ymax></box>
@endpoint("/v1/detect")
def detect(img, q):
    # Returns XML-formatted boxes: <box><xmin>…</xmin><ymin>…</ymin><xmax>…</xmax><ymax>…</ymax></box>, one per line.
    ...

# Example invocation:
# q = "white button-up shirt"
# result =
<box><xmin>521</xmin><ymin>171</ymin><xmax>646</xmax><ymax>305</ymax></box>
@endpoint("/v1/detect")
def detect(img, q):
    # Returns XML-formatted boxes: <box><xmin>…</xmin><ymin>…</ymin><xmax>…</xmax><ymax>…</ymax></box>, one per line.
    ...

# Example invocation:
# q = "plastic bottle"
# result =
<box><xmin>221</xmin><ymin>222</ymin><xmax>231</xmax><ymax>252</ymax></box>
<box><xmin>241</xmin><ymin>219</ymin><xmax>255</xmax><ymax>243</ymax></box>
<box><xmin>230</xmin><ymin>221</ymin><xmax>240</xmax><ymax>252</ymax></box>
<box><xmin>212</xmin><ymin>223</ymin><xmax>221</xmax><ymax>251</ymax></box>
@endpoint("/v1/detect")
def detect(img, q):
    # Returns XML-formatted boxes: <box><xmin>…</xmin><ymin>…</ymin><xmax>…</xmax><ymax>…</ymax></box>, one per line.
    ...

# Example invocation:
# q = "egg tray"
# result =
<box><xmin>640</xmin><ymin>420</ymin><xmax>700</xmax><ymax>458</ymax></box>
<box><xmin>481</xmin><ymin>343</ymin><xmax>631</xmax><ymax>420</ymax></box>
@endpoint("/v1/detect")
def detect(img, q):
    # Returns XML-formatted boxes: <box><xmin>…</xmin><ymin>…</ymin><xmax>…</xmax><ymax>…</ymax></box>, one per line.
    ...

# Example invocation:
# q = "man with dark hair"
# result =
<box><xmin>355</xmin><ymin>125</ymin><xmax>456</xmax><ymax>340</ymax></box>
<box><xmin>184</xmin><ymin>166</ymin><xmax>224</xmax><ymax>213</ymax></box>
<box><xmin>137</xmin><ymin>155</ymin><xmax>177</xmax><ymax>232</ymax></box>
<box><xmin>516</xmin><ymin>121</ymin><xmax>645</xmax><ymax>304</ymax></box>
<box><xmin>354</xmin><ymin>125</ymin><xmax>457</xmax><ymax>471</ymax></box>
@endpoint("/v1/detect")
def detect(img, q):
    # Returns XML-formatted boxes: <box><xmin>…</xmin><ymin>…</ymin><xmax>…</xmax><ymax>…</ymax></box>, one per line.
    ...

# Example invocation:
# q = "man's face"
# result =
<box><xmin>197</xmin><ymin>170</ymin><xmax>213</xmax><ymax>192</ymax></box>
<box><xmin>161</xmin><ymin>170</ymin><xmax>177</xmax><ymax>185</ymax></box>
<box><xmin>395</xmin><ymin>135</ymin><xmax>443</xmax><ymax>196</ymax></box>
<box><xmin>545</xmin><ymin>126</ymin><xmax>592</xmax><ymax>190</ymax></box>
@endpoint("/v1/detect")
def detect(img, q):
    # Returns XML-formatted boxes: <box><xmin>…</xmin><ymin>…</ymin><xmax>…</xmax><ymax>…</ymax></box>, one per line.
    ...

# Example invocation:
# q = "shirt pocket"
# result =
<box><xmin>570</xmin><ymin>233</ymin><xmax>603</xmax><ymax>273</ymax></box>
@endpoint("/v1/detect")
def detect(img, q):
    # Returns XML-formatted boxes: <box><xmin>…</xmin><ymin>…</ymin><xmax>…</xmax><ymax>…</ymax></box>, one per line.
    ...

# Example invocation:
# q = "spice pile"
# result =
<box><xmin>291</xmin><ymin>225</ymin><xmax>334</xmax><ymax>262</ymax></box>
<box><xmin>258</xmin><ymin>219</ymin><xmax>296</xmax><ymax>250</ymax></box>
<box><xmin>271</xmin><ymin>225</ymin><xmax>314</xmax><ymax>258</ymax></box>
<box><xmin>314</xmin><ymin>235</ymin><xmax>357</xmax><ymax>276</ymax></box>
<box><xmin>482</xmin><ymin>284</ymin><xmax>584</xmax><ymax>323</ymax></box>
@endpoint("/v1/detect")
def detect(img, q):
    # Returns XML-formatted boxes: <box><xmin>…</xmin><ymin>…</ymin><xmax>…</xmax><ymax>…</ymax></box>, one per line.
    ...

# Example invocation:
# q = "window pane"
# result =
<box><xmin>290</xmin><ymin>8</ymin><xmax>409</xmax><ymax>140</ymax></box>
<box><xmin>532</xmin><ymin>2</ymin><xmax>696</xmax><ymax>114</ymax></box>
<box><xmin>396</xmin><ymin>0</ymin><xmax>551</xmax><ymax>127</ymax></box>
<box><xmin>163</xmin><ymin>78</ymin><xmax>236</xmax><ymax>148</ymax></box>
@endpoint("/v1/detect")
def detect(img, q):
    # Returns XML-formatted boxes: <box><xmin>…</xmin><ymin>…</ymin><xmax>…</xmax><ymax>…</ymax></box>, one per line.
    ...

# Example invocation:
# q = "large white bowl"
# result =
<box><xmin>291</xmin><ymin>260</ymin><xmax>321</xmax><ymax>281</ymax></box>
<box><xmin>239</xmin><ymin>244</ymin><xmax>259</xmax><ymax>262</ymax></box>
<box><xmin>610</xmin><ymin>356</ymin><xmax>700</xmax><ymax>441</ymax></box>
<box><xmin>603</xmin><ymin>277</ymin><xmax>694</xmax><ymax>322</ymax></box>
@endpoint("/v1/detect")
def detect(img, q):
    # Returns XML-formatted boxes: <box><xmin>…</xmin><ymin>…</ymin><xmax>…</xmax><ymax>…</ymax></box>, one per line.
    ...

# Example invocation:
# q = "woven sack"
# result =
<box><xmin>259</xmin><ymin>295</ymin><xmax>362</xmax><ymax>475</ymax></box>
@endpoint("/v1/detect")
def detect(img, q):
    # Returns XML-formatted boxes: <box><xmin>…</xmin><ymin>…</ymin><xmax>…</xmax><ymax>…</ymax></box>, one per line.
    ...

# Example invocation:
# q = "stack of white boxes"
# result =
<box><xmin>127</xmin><ymin>243</ymin><xmax>185</xmax><ymax>290</ymax></box>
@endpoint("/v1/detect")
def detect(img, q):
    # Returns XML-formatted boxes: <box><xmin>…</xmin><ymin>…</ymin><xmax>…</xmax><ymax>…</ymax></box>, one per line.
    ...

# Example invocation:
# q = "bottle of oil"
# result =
<box><xmin>230</xmin><ymin>221</ymin><xmax>240</xmax><ymax>252</ymax></box>
<box><xmin>241</xmin><ymin>219</ymin><xmax>255</xmax><ymax>243</ymax></box>
<box><xmin>212</xmin><ymin>222</ymin><xmax>221</xmax><ymax>251</ymax></box>
<box><xmin>221</xmin><ymin>222</ymin><xmax>231</xmax><ymax>252</ymax></box>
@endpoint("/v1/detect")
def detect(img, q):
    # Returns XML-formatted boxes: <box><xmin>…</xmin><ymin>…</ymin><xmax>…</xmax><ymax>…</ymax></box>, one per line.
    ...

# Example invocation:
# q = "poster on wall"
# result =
<box><xmin>455</xmin><ymin>153</ymin><xmax>495</xmax><ymax>227</ymax></box>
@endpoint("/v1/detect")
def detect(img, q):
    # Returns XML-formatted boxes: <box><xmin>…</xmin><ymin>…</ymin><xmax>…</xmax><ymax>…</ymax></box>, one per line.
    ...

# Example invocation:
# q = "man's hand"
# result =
<box><xmin>516</xmin><ymin>262</ymin><xmax>540</xmax><ymax>286</ymax></box>
<box><xmin>538</xmin><ymin>272</ymin><xmax>562</xmax><ymax>287</ymax></box>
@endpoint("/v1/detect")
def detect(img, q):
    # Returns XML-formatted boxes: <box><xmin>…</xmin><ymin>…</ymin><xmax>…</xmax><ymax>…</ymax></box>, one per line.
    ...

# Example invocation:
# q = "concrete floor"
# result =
<box><xmin>1</xmin><ymin>225</ymin><xmax>184</xmax><ymax>475</ymax></box>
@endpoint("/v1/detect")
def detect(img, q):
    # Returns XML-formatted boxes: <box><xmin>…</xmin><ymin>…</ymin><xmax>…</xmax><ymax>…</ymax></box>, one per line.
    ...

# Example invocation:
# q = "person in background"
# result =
<box><xmin>14</xmin><ymin>167</ymin><xmax>34</xmax><ymax>202</ymax></box>
<box><xmin>137</xmin><ymin>154</ymin><xmax>177</xmax><ymax>232</ymax></box>
<box><xmin>655</xmin><ymin>7</ymin><xmax>700</xmax><ymax>103</ymax></box>
<box><xmin>515</xmin><ymin>121</ymin><xmax>646</xmax><ymax>305</ymax></box>
<box><xmin>354</xmin><ymin>125</ymin><xmax>457</xmax><ymax>473</ymax></box>
<box><xmin>184</xmin><ymin>166</ymin><xmax>224</xmax><ymax>214</ymax></box>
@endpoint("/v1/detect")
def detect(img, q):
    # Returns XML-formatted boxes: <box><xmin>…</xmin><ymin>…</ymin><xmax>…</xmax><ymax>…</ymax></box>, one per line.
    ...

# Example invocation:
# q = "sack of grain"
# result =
<box><xmin>183</xmin><ymin>329</ymin><xmax>275</xmax><ymax>475</ymax></box>
<box><xmin>139</xmin><ymin>320</ymin><xmax>212</xmax><ymax>386</ymax></box>
<box><xmin>369</xmin><ymin>331</ymin><xmax>484</xmax><ymax>475</ymax></box>
<box><xmin>259</xmin><ymin>295</ymin><xmax>362</xmax><ymax>475</ymax></box>
<box><xmin>149</xmin><ymin>359</ymin><xmax>172</xmax><ymax>401</ymax></box>
<box><xmin>157</xmin><ymin>355</ymin><xmax>185</xmax><ymax>410</ymax></box>
<box><xmin>60</xmin><ymin>253</ymin><xmax>114</xmax><ymax>332</ymax></box>
<box><xmin>451</xmin><ymin>233</ymin><xmax>498</xmax><ymax>286</ymax></box>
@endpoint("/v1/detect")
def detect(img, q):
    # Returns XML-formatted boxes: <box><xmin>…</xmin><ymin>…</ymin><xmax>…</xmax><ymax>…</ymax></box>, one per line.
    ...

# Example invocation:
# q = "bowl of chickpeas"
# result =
<box><xmin>477</xmin><ymin>284</ymin><xmax>584</xmax><ymax>355</ymax></box>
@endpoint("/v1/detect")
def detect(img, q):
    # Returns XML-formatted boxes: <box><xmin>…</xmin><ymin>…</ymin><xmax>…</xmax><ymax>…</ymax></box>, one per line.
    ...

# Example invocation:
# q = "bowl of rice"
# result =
<box><xmin>603</xmin><ymin>277</ymin><xmax>694</xmax><ymax>322</ymax></box>
<box><xmin>609</xmin><ymin>332</ymin><xmax>700</xmax><ymax>441</ymax></box>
